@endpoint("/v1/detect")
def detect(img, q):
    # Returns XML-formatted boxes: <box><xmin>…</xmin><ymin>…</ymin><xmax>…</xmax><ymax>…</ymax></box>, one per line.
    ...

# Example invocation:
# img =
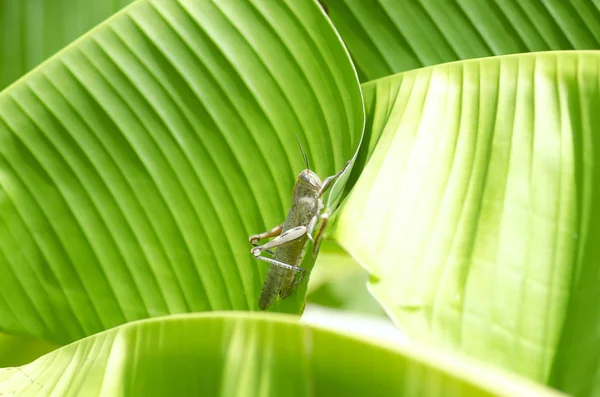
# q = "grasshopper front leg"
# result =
<box><xmin>318</xmin><ymin>160</ymin><xmax>351</xmax><ymax>197</ymax></box>
<box><xmin>311</xmin><ymin>209</ymin><xmax>330</xmax><ymax>258</ymax></box>
<box><xmin>308</xmin><ymin>161</ymin><xmax>351</xmax><ymax>257</ymax></box>
<box><xmin>250</xmin><ymin>226</ymin><xmax>307</xmax><ymax>256</ymax></box>
<box><xmin>249</xmin><ymin>224</ymin><xmax>283</xmax><ymax>245</ymax></box>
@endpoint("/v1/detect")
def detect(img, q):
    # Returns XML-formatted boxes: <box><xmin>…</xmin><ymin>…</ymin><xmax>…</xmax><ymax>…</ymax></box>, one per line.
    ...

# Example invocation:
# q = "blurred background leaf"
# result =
<box><xmin>308</xmin><ymin>240</ymin><xmax>386</xmax><ymax>316</ymax></box>
<box><xmin>0</xmin><ymin>0</ymin><xmax>133</xmax><ymax>90</ymax></box>
<box><xmin>0</xmin><ymin>313</ymin><xmax>567</xmax><ymax>397</ymax></box>
<box><xmin>322</xmin><ymin>0</ymin><xmax>600</xmax><ymax>82</ymax></box>
<box><xmin>0</xmin><ymin>333</ymin><xmax>56</xmax><ymax>367</ymax></box>
<box><xmin>0</xmin><ymin>0</ymin><xmax>363</xmax><ymax>345</ymax></box>
<box><xmin>335</xmin><ymin>51</ymin><xmax>600</xmax><ymax>396</ymax></box>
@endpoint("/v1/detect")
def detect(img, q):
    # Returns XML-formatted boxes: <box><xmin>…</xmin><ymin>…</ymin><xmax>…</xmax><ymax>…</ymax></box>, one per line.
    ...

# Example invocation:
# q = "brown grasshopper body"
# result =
<box><xmin>254</xmin><ymin>170</ymin><xmax>322</xmax><ymax>309</ymax></box>
<box><xmin>249</xmin><ymin>139</ymin><xmax>349</xmax><ymax>310</ymax></box>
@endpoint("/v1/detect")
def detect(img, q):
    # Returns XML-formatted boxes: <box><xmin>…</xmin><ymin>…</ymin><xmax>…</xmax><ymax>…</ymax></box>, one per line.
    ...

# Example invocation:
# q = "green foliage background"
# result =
<box><xmin>2</xmin><ymin>0</ymin><xmax>600</xmax><ymax>396</ymax></box>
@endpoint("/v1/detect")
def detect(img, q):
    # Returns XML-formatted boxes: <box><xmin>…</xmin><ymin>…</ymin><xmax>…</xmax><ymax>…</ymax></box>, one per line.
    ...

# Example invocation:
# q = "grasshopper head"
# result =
<box><xmin>298</xmin><ymin>169</ymin><xmax>321</xmax><ymax>191</ymax></box>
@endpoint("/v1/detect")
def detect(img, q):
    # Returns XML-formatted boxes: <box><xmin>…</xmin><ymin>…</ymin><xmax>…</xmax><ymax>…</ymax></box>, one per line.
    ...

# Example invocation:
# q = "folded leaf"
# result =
<box><xmin>335</xmin><ymin>51</ymin><xmax>600</xmax><ymax>396</ymax></box>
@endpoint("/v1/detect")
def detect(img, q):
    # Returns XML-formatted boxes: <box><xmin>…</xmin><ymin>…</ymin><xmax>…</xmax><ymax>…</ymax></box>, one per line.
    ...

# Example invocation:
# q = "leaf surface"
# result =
<box><xmin>322</xmin><ymin>0</ymin><xmax>600</xmax><ymax>81</ymax></box>
<box><xmin>0</xmin><ymin>313</ymin><xmax>566</xmax><ymax>397</ymax></box>
<box><xmin>335</xmin><ymin>51</ymin><xmax>600</xmax><ymax>395</ymax></box>
<box><xmin>0</xmin><ymin>0</ymin><xmax>363</xmax><ymax>344</ymax></box>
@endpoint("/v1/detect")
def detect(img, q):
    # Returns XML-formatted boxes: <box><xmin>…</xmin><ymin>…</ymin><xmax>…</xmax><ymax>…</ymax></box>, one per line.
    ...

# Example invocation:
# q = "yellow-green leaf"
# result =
<box><xmin>335</xmin><ymin>51</ymin><xmax>600</xmax><ymax>396</ymax></box>
<box><xmin>0</xmin><ymin>313</ymin><xmax>566</xmax><ymax>397</ymax></box>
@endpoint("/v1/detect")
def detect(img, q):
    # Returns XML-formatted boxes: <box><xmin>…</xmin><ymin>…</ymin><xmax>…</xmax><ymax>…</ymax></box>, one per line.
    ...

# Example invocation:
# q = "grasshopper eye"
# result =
<box><xmin>298</xmin><ymin>170</ymin><xmax>321</xmax><ymax>190</ymax></box>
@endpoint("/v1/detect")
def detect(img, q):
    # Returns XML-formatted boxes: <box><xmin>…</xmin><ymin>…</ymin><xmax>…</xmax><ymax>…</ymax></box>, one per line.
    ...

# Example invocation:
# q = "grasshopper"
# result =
<box><xmin>249</xmin><ymin>136</ymin><xmax>350</xmax><ymax>310</ymax></box>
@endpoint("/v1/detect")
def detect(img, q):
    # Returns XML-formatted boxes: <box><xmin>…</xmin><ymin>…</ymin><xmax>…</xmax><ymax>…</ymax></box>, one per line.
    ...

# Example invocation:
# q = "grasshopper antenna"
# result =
<box><xmin>293</xmin><ymin>132</ymin><xmax>310</xmax><ymax>170</ymax></box>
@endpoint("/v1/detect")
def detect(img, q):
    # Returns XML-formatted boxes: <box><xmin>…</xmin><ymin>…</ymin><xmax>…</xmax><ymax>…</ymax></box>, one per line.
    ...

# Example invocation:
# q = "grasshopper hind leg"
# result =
<box><xmin>254</xmin><ymin>254</ymin><xmax>306</xmax><ymax>310</ymax></box>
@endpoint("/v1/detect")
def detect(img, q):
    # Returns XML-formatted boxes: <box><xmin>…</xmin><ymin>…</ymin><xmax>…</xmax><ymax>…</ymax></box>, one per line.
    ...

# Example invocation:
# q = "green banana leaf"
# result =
<box><xmin>0</xmin><ymin>0</ymin><xmax>134</xmax><ymax>365</ymax></box>
<box><xmin>0</xmin><ymin>313</ymin><xmax>567</xmax><ymax>397</ymax></box>
<box><xmin>334</xmin><ymin>51</ymin><xmax>600</xmax><ymax>396</ymax></box>
<box><xmin>0</xmin><ymin>0</ymin><xmax>363</xmax><ymax>345</ymax></box>
<box><xmin>0</xmin><ymin>0</ymin><xmax>132</xmax><ymax>90</ymax></box>
<box><xmin>322</xmin><ymin>0</ymin><xmax>600</xmax><ymax>81</ymax></box>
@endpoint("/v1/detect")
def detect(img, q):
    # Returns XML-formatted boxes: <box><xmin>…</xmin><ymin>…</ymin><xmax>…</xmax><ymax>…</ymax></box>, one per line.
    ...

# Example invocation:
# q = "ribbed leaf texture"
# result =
<box><xmin>322</xmin><ymin>0</ymin><xmax>600</xmax><ymax>81</ymax></box>
<box><xmin>335</xmin><ymin>51</ymin><xmax>600</xmax><ymax>396</ymax></box>
<box><xmin>0</xmin><ymin>0</ymin><xmax>363</xmax><ymax>345</ymax></box>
